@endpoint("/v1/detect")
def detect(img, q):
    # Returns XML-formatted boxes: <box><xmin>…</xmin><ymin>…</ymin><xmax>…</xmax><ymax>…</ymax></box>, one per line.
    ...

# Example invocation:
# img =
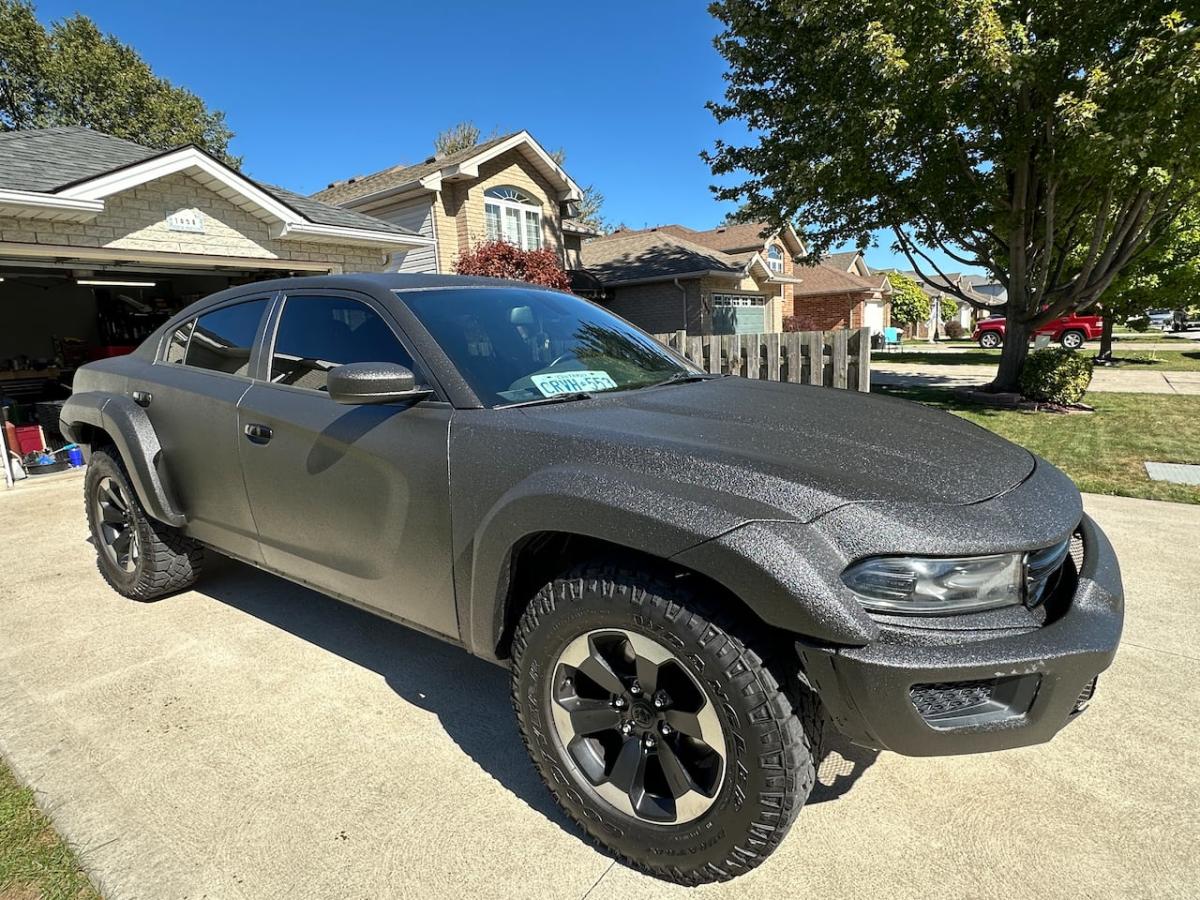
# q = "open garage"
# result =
<box><xmin>0</xmin><ymin>126</ymin><xmax>432</xmax><ymax>485</ymax></box>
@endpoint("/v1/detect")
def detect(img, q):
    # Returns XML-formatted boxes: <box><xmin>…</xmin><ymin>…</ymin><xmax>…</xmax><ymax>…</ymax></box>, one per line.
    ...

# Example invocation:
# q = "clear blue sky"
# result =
<box><xmin>34</xmin><ymin>0</ymin><xmax>977</xmax><ymax>275</ymax></box>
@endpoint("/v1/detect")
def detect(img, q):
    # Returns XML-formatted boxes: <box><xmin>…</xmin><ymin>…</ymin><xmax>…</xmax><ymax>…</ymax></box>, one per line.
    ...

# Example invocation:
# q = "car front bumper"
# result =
<box><xmin>798</xmin><ymin>513</ymin><xmax>1124</xmax><ymax>756</ymax></box>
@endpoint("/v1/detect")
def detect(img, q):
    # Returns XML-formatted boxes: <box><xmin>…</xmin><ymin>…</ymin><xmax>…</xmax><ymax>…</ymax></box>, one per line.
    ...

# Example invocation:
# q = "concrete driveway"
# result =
<box><xmin>1</xmin><ymin>476</ymin><xmax>1197</xmax><ymax>899</ymax></box>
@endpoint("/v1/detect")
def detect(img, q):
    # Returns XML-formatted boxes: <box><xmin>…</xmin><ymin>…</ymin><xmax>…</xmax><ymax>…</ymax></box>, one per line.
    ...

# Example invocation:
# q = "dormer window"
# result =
<box><xmin>484</xmin><ymin>185</ymin><xmax>543</xmax><ymax>250</ymax></box>
<box><xmin>767</xmin><ymin>244</ymin><xmax>784</xmax><ymax>274</ymax></box>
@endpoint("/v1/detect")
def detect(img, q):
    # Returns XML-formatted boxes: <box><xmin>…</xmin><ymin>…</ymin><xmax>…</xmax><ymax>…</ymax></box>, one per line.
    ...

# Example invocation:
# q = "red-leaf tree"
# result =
<box><xmin>454</xmin><ymin>240</ymin><xmax>571</xmax><ymax>290</ymax></box>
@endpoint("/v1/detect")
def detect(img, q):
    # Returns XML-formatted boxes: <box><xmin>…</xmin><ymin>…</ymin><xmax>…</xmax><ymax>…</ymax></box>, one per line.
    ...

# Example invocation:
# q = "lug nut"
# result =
<box><xmin>612</xmin><ymin>696</ymin><xmax>627</xmax><ymax>709</ymax></box>
<box><xmin>629</xmin><ymin>681</ymin><xmax>642</xmax><ymax>695</ymax></box>
<box><xmin>620</xmin><ymin>721</ymin><xmax>633</xmax><ymax>736</ymax></box>
<box><xmin>660</xmin><ymin>722</ymin><xmax>673</xmax><ymax>736</ymax></box>
<box><xmin>652</xmin><ymin>690</ymin><xmax>670</xmax><ymax>709</ymax></box>
<box><xmin>642</xmin><ymin>734</ymin><xmax>655</xmax><ymax>749</ymax></box>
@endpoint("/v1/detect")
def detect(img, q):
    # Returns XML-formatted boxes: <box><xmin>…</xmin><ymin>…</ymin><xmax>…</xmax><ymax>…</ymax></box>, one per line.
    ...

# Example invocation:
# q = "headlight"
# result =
<box><xmin>841</xmin><ymin>553</ymin><xmax>1025</xmax><ymax>615</ymax></box>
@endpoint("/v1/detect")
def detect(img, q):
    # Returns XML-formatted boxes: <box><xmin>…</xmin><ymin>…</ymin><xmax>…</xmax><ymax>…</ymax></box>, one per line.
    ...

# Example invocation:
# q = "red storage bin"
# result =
<box><xmin>13</xmin><ymin>424</ymin><xmax>47</xmax><ymax>455</ymax></box>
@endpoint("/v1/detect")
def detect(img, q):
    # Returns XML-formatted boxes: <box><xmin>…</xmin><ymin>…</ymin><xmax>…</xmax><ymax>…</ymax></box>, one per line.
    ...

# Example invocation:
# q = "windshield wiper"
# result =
<box><xmin>645</xmin><ymin>372</ymin><xmax>723</xmax><ymax>389</ymax></box>
<box><xmin>499</xmin><ymin>391</ymin><xmax>594</xmax><ymax>409</ymax></box>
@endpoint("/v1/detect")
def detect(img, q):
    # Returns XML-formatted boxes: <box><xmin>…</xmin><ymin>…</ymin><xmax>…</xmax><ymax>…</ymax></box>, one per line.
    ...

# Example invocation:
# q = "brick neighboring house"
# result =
<box><xmin>312</xmin><ymin>131</ymin><xmax>592</xmax><ymax>274</ymax></box>
<box><xmin>572</xmin><ymin>222</ymin><xmax>806</xmax><ymax>335</ymax></box>
<box><xmin>789</xmin><ymin>250</ymin><xmax>893</xmax><ymax>334</ymax></box>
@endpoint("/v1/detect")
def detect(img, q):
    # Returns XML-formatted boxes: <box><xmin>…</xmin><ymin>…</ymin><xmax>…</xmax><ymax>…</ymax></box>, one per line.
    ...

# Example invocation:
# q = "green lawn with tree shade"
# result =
<box><xmin>876</xmin><ymin>387</ymin><xmax>1200</xmax><ymax>504</ymax></box>
<box><xmin>0</xmin><ymin>761</ymin><xmax>100</xmax><ymax>899</ymax></box>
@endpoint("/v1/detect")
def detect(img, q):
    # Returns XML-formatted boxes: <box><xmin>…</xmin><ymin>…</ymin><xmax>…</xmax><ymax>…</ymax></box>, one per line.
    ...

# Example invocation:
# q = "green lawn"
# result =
<box><xmin>0</xmin><ymin>761</ymin><xmax>100</xmax><ymax>900</ymax></box>
<box><xmin>876</xmin><ymin>387</ymin><xmax>1200</xmax><ymax>504</ymax></box>
<box><xmin>881</xmin><ymin>348</ymin><xmax>1200</xmax><ymax>371</ymax></box>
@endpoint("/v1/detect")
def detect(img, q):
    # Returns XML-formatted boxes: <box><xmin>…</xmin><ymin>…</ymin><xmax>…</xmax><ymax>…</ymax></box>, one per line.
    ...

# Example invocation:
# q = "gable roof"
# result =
<box><xmin>0</xmin><ymin>127</ymin><xmax>428</xmax><ymax>247</ymax></box>
<box><xmin>311</xmin><ymin>130</ymin><xmax>582</xmax><ymax>208</ymax></box>
<box><xmin>825</xmin><ymin>251</ymin><xmax>862</xmax><ymax>272</ymax></box>
<box><xmin>793</xmin><ymin>262</ymin><xmax>889</xmax><ymax>297</ymax></box>
<box><xmin>579</xmin><ymin>229</ymin><xmax>747</xmax><ymax>285</ymax></box>
<box><xmin>650</xmin><ymin>221</ymin><xmax>806</xmax><ymax>257</ymax></box>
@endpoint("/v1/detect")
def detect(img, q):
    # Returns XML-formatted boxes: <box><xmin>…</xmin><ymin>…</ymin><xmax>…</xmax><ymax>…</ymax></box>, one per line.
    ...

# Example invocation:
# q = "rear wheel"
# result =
<box><xmin>511</xmin><ymin>562</ymin><xmax>819</xmax><ymax>885</ymax></box>
<box><xmin>1059</xmin><ymin>330</ymin><xmax>1085</xmax><ymax>349</ymax></box>
<box><xmin>85</xmin><ymin>449</ymin><xmax>205</xmax><ymax>600</ymax></box>
<box><xmin>979</xmin><ymin>331</ymin><xmax>1002</xmax><ymax>349</ymax></box>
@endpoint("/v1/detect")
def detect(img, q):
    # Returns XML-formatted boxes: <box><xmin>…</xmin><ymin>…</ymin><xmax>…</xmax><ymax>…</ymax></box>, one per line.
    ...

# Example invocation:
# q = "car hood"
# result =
<box><xmin>516</xmin><ymin>377</ymin><xmax>1036</xmax><ymax>523</ymax></box>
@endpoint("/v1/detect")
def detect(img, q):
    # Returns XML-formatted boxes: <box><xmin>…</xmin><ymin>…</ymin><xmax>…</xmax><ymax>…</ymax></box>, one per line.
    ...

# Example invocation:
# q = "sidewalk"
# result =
<box><xmin>872</xmin><ymin>362</ymin><xmax>1200</xmax><ymax>394</ymax></box>
<box><xmin>1</xmin><ymin>479</ymin><xmax>1198</xmax><ymax>899</ymax></box>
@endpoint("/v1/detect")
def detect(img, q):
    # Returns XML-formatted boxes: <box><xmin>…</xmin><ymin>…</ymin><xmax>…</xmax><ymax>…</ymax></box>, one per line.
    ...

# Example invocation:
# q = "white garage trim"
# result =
<box><xmin>0</xmin><ymin>188</ymin><xmax>104</xmax><ymax>221</ymax></box>
<box><xmin>270</xmin><ymin>220</ymin><xmax>434</xmax><ymax>248</ymax></box>
<box><xmin>0</xmin><ymin>241</ymin><xmax>338</xmax><ymax>273</ymax></box>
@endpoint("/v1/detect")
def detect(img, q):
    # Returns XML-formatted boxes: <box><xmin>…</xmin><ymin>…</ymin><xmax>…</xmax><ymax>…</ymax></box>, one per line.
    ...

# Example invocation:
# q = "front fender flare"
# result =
<box><xmin>60</xmin><ymin>392</ymin><xmax>186</xmax><ymax>527</ymax></box>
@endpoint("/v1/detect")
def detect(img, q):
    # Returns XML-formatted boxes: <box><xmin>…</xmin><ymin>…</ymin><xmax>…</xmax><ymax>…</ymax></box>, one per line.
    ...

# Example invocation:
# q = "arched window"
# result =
<box><xmin>484</xmin><ymin>185</ymin><xmax>543</xmax><ymax>250</ymax></box>
<box><xmin>767</xmin><ymin>244</ymin><xmax>784</xmax><ymax>273</ymax></box>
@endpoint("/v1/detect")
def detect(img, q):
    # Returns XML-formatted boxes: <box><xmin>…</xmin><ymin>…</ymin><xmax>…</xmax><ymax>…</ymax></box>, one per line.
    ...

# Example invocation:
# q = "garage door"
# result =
<box><xmin>862</xmin><ymin>300</ymin><xmax>885</xmax><ymax>334</ymax></box>
<box><xmin>712</xmin><ymin>294</ymin><xmax>766</xmax><ymax>334</ymax></box>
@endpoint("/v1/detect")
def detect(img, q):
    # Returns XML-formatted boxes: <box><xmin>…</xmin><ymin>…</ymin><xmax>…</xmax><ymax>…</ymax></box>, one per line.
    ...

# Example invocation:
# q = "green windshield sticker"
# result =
<box><xmin>530</xmin><ymin>370</ymin><xmax>618</xmax><ymax>397</ymax></box>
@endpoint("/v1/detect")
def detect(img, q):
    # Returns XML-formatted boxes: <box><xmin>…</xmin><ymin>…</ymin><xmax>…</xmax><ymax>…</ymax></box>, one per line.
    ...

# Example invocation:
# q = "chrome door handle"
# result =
<box><xmin>131</xmin><ymin>390</ymin><xmax>152</xmax><ymax>408</ymax></box>
<box><xmin>244</xmin><ymin>423</ymin><xmax>272</xmax><ymax>444</ymax></box>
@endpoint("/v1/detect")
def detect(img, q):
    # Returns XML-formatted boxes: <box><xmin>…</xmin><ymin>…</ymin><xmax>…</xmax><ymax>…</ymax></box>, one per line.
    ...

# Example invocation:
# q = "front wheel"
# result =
<box><xmin>978</xmin><ymin>331</ymin><xmax>1002</xmax><ymax>349</ymax></box>
<box><xmin>1059</xmin><ymin>330</ymin><xmax>1085</xmax><ymax>350</ymax></box>
<box><xmin>511</xmin><ymin>563</ymin><xmax>819</xmax><ymax>885</ymax></box>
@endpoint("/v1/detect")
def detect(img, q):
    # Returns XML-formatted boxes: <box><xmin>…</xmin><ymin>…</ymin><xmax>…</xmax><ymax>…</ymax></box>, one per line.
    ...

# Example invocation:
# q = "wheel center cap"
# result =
<box><xmin>630</xmin><ymin>701</ymin><xmax>655</xmax><ymax>728</ymax></box>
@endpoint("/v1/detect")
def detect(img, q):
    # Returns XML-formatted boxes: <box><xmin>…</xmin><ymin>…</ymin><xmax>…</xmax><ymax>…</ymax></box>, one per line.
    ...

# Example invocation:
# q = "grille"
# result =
<box><xmin>910</xmin><ymin>680</ymin><xmax>996</xmax><ymax>719</ymax></box>
<box><xmin>1069</xmin><ymin>530</ymin><xmax>1085</xmax><ymax>571</ymax></box>
<box><xmin>1073</xmin><ymin>676</ymin><xmax>1099</xmax><ymax>714</ymax></box>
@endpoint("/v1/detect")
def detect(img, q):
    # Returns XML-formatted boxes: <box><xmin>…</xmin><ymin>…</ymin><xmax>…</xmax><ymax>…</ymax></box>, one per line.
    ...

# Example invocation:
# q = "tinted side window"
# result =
<box><xmin>270</xmin><ymin>295</ymin><xmax>417</xmax><ymax>392</ymax></box>
<box><xmin>185</xmin><ymin>299</ymin><xmax>269</xmax><ymax>376</ymax></box>
<box><xmin>163</xmin><ymin>319</ymin><xmax>194</xmax><ymax>364</ymax></box>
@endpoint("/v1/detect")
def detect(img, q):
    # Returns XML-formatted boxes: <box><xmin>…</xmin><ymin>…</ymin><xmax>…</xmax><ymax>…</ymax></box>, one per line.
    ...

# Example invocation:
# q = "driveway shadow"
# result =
<box><xmin>194</xmin><ymin>556</ymin><xmax>572</xmax><ymax>828</ymax></box>
<box><xmin>193</xmin><ymin>557</ymin><xmax>875</xmax><ymax>831</ymax></box>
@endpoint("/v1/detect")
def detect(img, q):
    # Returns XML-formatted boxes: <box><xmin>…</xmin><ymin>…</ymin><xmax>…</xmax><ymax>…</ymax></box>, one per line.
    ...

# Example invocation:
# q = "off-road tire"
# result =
<box><xmin>84</xmin><ymin>448</ymin><xmax>204</xmax><ymax>600</ymax></box>
<box><xmin>511</xmin><ymin>561</ymin><xmax>819</xmax><ymax>885</ymax></box>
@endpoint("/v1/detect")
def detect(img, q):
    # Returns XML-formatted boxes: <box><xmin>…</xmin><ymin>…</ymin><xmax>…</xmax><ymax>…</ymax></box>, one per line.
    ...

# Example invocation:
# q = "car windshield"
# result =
<box><xmin>397</xmin><ymin>287</ymin><xmax>695</xmax><ymax>407</ymax></box>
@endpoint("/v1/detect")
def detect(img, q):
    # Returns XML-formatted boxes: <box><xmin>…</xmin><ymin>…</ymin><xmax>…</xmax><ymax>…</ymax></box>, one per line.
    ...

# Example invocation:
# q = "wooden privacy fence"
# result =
<box><xmin>651</xmin><ymin>328</ymin><xmax>871</xmax><ymax>392</ymax></box>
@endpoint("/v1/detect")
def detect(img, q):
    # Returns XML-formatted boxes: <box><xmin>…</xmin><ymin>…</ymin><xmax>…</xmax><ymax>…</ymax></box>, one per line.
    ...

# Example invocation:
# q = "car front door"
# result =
<box><xmin>142</xmin><ymin>294</ymin><xmax>273</xmax><ymax>562</ymax></box>
<box><xmin>235</xmin><ymin>290</ymin><xmax>458</xmax><ymax>638</ymax></box>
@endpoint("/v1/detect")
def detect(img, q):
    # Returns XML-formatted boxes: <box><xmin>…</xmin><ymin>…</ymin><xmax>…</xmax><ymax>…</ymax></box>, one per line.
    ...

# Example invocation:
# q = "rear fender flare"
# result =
<box><xmin>60</xmin><ymin>391</ymin><xmax>186</xmax><ymax>527</ymax></box>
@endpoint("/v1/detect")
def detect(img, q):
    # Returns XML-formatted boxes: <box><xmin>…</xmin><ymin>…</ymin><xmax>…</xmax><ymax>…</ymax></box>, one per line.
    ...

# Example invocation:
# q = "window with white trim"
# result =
<box><xmin>484</xmin><ymin>185</ymin><xmax>543</xmax><ymax>250</ymax></box>
<box><xmin>712</xmin><ymin>294</ymin><xmax>767</xmax><ymax>307</ymax></box>
<box><xmin>767</xmin><ymin>244</ymin><xmax>784</xmax><ymax>273</ymax></box>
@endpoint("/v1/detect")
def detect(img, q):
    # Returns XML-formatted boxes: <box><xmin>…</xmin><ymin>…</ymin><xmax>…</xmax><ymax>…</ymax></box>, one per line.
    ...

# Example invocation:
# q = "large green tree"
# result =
<box><xmin>706</xmin><ymin>0</ymin><xmax>1200</xmax><ymax>391</ymax></box>
<box><xmin>0</xmin><ymin>1</ymin><xmax>237</xmax><ymax>163</ymax></box>
<box><xmin>885</xmin><ymin>272</ymin><xmax>931</xmax><ymax>326</ymax></box>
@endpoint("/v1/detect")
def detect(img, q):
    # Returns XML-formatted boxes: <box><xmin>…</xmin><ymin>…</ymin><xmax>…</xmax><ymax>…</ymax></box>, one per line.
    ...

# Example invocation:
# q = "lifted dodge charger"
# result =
<box><xmin>61</xmin><ymin>273</ymin><xmax>1123</xmax><ymax>884</ymax></box>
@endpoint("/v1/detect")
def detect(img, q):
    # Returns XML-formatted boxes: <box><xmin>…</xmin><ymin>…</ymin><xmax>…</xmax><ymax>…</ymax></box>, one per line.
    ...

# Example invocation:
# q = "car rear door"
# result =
<box><xmin>142</xmin><ymin>294</ymin><xmax>274</xmax><ymax>562</ymax></box>
<box><xmin>235</xmin><ymin>289</ymin><xmax>458</xmax><ymax>638</ymax></box>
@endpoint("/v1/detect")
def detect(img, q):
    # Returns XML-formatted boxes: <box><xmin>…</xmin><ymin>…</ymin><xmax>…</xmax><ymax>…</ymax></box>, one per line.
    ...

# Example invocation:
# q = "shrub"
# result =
<box><xmin>1018</xmin><ymin>347</ymin><xmax>1094</xmax><ymax>404</ymax></box>
<box><xmin>454</xmin><ymin>240</ymin><xmax>571</xmax><ymax>290</ymax></box>
<box><xmin>944</xmin><ymin>319</ymin><xmax>965</xmax><ymax>339</ymax></box>
<box><xmin>1127</xmin><ymin>315</ymin><xmax>1150</xmax><ymax>333</ymax></box>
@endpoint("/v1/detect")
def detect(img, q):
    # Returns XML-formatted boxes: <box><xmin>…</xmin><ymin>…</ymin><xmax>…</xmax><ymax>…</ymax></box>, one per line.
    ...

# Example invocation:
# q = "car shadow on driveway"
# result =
<box><xmin>194</xmin><ymin>556</ymin><xmax>574</xmax><ymax>829</ymax></box>
<box><xmin>193</xmin><ymin>556</ymin><xmax>876</xmax><ymax>830</ymax></box>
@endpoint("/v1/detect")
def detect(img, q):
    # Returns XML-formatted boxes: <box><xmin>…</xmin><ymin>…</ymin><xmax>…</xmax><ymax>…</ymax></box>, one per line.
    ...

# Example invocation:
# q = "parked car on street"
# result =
<box><xmin>973</xmin><ymin>311</ymin><xmax>1104</xmax><ymax>349</ymax></box>
<box><xmin>1145</xmin><ymin>308</ymin><xmax>1175</xmax><ymax>330</ymax></box>
<box><xmin>60</xmin><ymin>273</ymin><xmax>1124</xmax><ymax>885</ymax></box>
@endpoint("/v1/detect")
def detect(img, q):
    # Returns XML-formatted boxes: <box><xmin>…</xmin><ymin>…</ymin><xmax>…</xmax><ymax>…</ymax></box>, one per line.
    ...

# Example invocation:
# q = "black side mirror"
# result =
<box><xmin>326</xmin><ymin>362</ymin><xmax>432</xmax><ymax>405</ymax></box>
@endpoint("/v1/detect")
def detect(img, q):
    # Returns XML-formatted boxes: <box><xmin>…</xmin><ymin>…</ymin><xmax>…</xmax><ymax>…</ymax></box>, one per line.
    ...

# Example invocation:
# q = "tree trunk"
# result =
<box><xmin>991</xmin><ymin>316</ymin><xmax>1031</xmax><ymax>393</ymax></box>
<box><xmin>1097</xmin><ymin>315</ymin><xmax>1114</xmax><ymax>362</ymax></box>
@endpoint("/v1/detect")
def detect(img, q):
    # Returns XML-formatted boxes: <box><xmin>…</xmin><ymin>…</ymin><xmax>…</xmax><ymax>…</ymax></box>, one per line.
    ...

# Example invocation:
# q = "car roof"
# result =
<box><xmin>207</xmin><ymin>271</ymin><xmax>561</xmax><ymax>304</ymax></box>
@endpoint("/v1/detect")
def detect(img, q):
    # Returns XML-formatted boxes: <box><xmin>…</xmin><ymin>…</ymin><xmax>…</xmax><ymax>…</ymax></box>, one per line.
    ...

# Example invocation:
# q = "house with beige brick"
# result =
<box><xmin>0</xmin><ymin>126</ymin><xmax>426</xmax><ymax>407</ymax></box>
<box><xmin>311</xmin><ymin>131</ymin><xmax>591</xmax><ymax>274</ymax></box>
<box><xmin>572</xmin><ymin>223</ymin><xmax>806</xmax><ymax>335</ymax></box>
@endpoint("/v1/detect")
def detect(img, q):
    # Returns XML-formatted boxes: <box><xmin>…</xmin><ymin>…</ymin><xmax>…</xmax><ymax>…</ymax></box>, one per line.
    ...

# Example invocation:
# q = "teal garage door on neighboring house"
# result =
<box><xmin>712</xmin><ymin>293</ymin><xmax>767</xmax><ymax>334</ymax></box>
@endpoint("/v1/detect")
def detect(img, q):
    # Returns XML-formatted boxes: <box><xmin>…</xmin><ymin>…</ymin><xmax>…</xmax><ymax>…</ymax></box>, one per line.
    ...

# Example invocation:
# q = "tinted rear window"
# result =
<box><xmin>185</xmin><ymin>299</ymin><xmax>269</xmax><ymax>376</ymax></box>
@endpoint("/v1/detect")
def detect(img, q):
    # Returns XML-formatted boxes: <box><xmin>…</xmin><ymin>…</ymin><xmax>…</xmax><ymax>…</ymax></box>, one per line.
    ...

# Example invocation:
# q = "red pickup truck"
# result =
<box><xmin>973</xmin><ymin>312</ymin><xmax>1104</xmax><ymax>350</ymax></box>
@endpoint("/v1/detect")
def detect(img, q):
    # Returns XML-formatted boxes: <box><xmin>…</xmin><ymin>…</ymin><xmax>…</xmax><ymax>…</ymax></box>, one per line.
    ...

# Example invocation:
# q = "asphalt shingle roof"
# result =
<box><xmin>657</xmin><ymin>222</ymin><xmax>774</xmax><ymax>253</ymax></box>
<box><xmin>579</xmin><ymin>229</ymin><xmax>746</xmax><ymax>284</ymax></box>
<box><xmin>793</xmin><ymin>262</ymin><xmax>887</xmax><ymax>296</ymax></box>
<box><xmin>0</xmin><ymin>126</ymin><xmax>415</xmax><ymax>237</ymax></box>
<box><xmin>0</xmin><ymin>126</ymin><xmax>155</xmax><ymax>192</ymax></box>
<box><xmin>311</xmin><ymin>132</ymin><xmax>521</xmax><ymax>206</ymax></box>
